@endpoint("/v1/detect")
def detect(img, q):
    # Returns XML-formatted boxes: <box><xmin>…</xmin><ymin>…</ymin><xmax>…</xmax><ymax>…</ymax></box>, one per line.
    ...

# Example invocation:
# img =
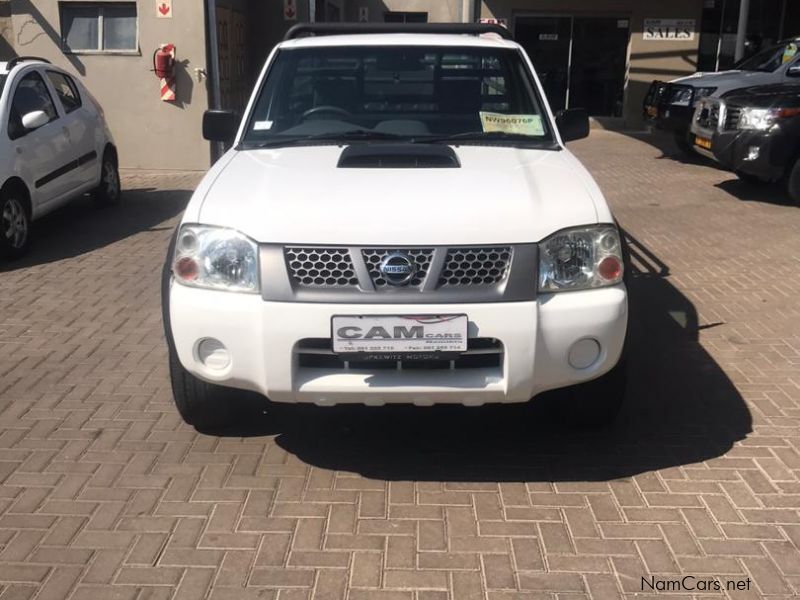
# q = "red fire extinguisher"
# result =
<box><xmin>153</xmin><ymin>43</ymin><xmax>176</xmax><ymax>79</ymax></box>
<box><xmin>153</xmin><ymin>43</ymin><xmax>177</xmax><ymax>102</ymax></box>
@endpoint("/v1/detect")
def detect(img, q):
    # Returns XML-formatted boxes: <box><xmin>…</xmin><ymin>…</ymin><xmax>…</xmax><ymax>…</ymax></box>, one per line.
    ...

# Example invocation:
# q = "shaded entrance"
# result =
<box><xmin>515</xmin><ymin>15</ymin><xmax>630</xmax><ymax>117</ymax></box>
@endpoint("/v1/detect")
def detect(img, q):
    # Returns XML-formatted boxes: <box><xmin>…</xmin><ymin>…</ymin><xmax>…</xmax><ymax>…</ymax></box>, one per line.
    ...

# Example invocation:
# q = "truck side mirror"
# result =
<box><xmin>555</xmin><ymin>108</ymin><xmax>590</xmax><ymax>142</ymax></box>
<box><xmin>203</xmin><ymin>109</ymin><xmax>238</xmax><ymax>142</ymax></box>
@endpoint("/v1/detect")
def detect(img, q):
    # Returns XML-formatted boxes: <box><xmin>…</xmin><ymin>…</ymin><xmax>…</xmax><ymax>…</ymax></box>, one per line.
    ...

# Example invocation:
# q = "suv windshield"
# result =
<box><xmin>736</xmin><ymin>41</ymin><xmax>799</xmax><ymax>72</ymax></box>
<box><xmin>243</xmin><ymin>45</ymin><xmax>553</xmax><ymax>147</ymax></box>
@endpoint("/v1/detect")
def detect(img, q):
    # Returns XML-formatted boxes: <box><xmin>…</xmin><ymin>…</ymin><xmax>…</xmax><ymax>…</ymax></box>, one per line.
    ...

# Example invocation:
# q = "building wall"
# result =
<box><xmin>482</xmin><ymin>0</ymin><xmax>704</xmax><ymax>126</ymax></box>
<box><xmin>9</xmin><ymin>0</ymin><xmax>212</xmax><ymax>170</ymax></box>
<box><xmin>345</xmin><ymin>0</ymin><xmax>464</xmax><ymax>23</ymax></box>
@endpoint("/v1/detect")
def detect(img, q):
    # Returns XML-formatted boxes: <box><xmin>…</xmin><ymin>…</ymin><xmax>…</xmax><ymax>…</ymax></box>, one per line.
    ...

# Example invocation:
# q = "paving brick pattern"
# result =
<box><xmin>1</xmin><ymin>133</ymin><xmax>799</xmax><ymax>599</ymax></box>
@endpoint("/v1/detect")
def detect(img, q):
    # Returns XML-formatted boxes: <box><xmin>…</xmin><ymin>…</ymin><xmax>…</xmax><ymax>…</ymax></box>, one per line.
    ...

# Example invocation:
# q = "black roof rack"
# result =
<box><xmin>6</xmin><ymin>56</ymin><xmax>52</xmax><ymax>70</ymax></box>
<box><xmin>284</xmin><ymin>22</ymin><xmax>514</xmax><ymax>42</ymax></box>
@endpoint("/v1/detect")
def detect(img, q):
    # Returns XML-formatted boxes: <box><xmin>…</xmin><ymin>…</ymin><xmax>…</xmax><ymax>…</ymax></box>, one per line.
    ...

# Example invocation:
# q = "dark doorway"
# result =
<box><xmin>515</xmin><ymin>16</ymin><xmax>572</xmax><ymax>113</ymax></box>
<box><xmin>570</xmin><ymin>17</ymin><xmax>629</xmax><ymax>117</ymax></box>
<box><xmin>515</xmin><ymin>15</ymin><xmax>630</xmax><ymax>117</ymax></box>
<box><xmin>384</xmin><ymin>12</ymin><xmax>428</xmax><ymax>23</ymax></box>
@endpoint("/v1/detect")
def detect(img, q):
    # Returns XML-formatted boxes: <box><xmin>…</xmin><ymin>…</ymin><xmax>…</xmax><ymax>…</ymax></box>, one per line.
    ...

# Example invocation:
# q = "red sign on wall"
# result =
<box><xmin>284</xmin><ymin>0</ymin><xmax>298</xmax><ymax>21</ymax></box>
<box><xmin>157</xmin><ymin>0</ymin><xmax>172</xmax><ymax>19</ymax></box>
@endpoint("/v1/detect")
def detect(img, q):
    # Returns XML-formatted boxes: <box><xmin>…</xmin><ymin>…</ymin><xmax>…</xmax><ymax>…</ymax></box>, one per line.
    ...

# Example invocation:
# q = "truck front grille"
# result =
<box><xmin>285</xmin><ymin>246</ymin><xmax>513</xmax><ymax>290</ymax></box>
<box><xmin>296</xmin><ymin>337</ymin><xmax>503</xmax><ymax>370</ymax></box>
<box><xmin>439</xmin><ymin>247</ymin><xmax>512</xmax><ymax>286</ymax></box>
<box><xmin>285</xmin><ymin>247</ymin><xmax>359</xmax><ymax>287</ymax></box>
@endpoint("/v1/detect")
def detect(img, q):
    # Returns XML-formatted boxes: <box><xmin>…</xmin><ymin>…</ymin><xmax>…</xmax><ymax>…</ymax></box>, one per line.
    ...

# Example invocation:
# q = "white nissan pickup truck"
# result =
<box><xmin>162</xmin><ymin>23</ymin><xmax>629</xmax><ymax>429</ymax></box>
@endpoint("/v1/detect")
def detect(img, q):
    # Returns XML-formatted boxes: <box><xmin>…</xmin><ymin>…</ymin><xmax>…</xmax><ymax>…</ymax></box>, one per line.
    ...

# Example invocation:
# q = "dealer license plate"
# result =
<box><xmin>332</xmin><ymin>315</ymin><xmax>468</xmax><ymax>357</ymax></box>
<box><xmin>694</xmin><ymin>135</ymin><xmax>712</xmax><ymax>150</ymax></box>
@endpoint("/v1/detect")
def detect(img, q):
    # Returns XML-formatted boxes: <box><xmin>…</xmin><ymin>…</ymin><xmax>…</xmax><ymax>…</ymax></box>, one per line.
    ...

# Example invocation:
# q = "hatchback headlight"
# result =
<box><xmin>172</xmin><ymin>225</ymin><xmax>259</xmax><ymax>293</ymax></box>
<box><xmin>539</xmin><ymin>225</ymin><xmax>624</xmax><ymax>292</ymax></box>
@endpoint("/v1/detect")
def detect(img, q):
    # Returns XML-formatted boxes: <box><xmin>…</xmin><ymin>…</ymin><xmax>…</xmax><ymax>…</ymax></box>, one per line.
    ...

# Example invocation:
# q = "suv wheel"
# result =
<box><xmin>560</xmin><ymin>359</ymin><xmax>627</xmax><ymax>428</ymax></box>
<box><xmin>735</xmin><ymin>170</ymin><xmax>762</xmax><ymax>184</ymax></box>
<box><xmin>0</xmin><ymin>192</ymin><xmax>31</xmax><ymax>259</ymax></box>
<box><xmin>785</xmin><ymin>157</ymin><xmax>800</xmax><ymax>205</ymax></box>
<box><xmin>673</xmin><ymin>133</ymin><xmax>694</xmax><ymax>156</ymax></box>
<box><xmin>92</xmin><ymin>151</ymin><xmax>121</xmax><ymax>206</ymax></box>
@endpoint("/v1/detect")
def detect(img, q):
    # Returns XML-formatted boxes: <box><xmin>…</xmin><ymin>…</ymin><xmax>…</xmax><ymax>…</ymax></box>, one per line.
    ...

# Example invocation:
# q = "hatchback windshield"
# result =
<box><xmin>243</xmin><ymin>45</ymin><xmax>553</xmax><ymax>146</ymax></box>
<box><xmin>736</xmin><ymin>41</ymin><xmax>799</xmax><ymax>72</ymax></box>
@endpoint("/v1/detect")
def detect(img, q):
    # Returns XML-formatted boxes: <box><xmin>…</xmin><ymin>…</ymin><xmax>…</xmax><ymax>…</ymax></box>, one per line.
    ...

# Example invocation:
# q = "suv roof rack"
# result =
<box><xmin>284</xmin><ymin>22</ymin><xmax>514</xmax><ymax>42</ymax></box>
<box><xmin>6</xmin><ymin>56</ymin><xmax>52</xmax><ymax>70</ymax></box>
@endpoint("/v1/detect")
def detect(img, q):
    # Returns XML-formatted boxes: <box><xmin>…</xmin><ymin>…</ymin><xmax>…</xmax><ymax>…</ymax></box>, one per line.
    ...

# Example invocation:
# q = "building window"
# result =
<box><xmin>59</xmin><ymin>2</ymin><xmax>137</xmax><ymax>52</ymax></box>
<box><xmin>384</xmin><ymin>12</ymin><xmax>428</xmax><ymax>24</ymax></box>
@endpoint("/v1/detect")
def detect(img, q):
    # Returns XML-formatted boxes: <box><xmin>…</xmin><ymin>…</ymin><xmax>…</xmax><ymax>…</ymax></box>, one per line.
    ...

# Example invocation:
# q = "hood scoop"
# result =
<box><xmin>337</xmin><ymin>143</ymin><xmax>460</xmax><ymax>169</ymax></box>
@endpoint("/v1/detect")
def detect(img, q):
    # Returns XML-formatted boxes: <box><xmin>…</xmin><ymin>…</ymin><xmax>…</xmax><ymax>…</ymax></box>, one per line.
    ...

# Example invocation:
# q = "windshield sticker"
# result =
<box><xmin>253</xmin><ymin>120</ymin><xmax>273</xmax><ymax>131</ymax></box>
<box><xmin>783</xmin><ymin>43</ymin><xmax>798</xmax><ymax>64</ymax></box>
<box><xmin>480</xmin><ymin>112</ymin><xmax>544</xmax><ymax>136</ymax></box>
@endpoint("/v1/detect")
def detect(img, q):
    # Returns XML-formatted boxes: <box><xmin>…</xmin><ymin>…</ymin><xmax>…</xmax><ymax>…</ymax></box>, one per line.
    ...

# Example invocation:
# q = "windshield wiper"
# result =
<box><xmin>418</xmin><ymin>131</ymin><xmax>557</xmax><ymax>147</ymax></box>
<box><xmin>245</xmin><ymin>129</ymin><xmax>405</xmax><ymax>149</ymax></box>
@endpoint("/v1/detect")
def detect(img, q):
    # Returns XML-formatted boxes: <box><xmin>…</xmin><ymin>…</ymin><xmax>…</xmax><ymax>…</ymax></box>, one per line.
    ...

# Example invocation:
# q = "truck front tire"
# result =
<box><xmin>559</xmin><ymin>359</ymin><xmax>627</xmax><ymax>427</ymax></box>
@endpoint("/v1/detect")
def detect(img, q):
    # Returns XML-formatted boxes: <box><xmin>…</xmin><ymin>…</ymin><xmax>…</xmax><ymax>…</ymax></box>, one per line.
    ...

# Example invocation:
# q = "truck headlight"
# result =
<box><xmin>538</xmin><ymin>225</ymin><xmax>624</xmax><ymax>292</ymax></box>
<box><xmin>737</xmin><ymin>107</ymin><xmax>800</xmax><ymax>131</ymax></box>
<box><xmin>172</xmin><ymin>225</ymin><xmax>259</xmax><ymax>293</ymax></box>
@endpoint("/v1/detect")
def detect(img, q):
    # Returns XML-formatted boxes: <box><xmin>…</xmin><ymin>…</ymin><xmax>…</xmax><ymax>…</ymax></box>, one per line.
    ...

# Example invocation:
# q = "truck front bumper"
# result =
<box><xmin>168</xmin><ymin>283</ymin><xmax>628</xmax><ymax>406</ymax></box>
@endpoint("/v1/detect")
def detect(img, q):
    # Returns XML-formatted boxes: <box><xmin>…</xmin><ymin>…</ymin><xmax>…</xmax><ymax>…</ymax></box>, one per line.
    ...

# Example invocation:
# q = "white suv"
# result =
<box><xmin>0</xmin><ymin>57</ymin><xmax>119</xmax><ymax>259</ymax></box>
<box><xmin>163</xmin><ymin>24</ymin><xmax>629</xmax><ymax>428</ymax></box>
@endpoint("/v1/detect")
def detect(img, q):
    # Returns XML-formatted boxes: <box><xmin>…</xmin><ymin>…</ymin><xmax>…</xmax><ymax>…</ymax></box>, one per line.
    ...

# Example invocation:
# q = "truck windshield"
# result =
<box><xmin>242</xmin><ymin>45</ymin><xmax>554</xmax><ymax>146</ymax></box>
<box><xmin>736</xmin><ymin>41</ymin><xmax>799</xmax><ymax>72</ymax></box>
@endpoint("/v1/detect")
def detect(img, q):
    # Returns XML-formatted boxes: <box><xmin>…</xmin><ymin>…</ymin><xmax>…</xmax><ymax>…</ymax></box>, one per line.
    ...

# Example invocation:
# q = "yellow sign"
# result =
<box><xmin>480</xmin><ymin>112</ymin><xmax>544</xmax><ymax>136</ymax></box>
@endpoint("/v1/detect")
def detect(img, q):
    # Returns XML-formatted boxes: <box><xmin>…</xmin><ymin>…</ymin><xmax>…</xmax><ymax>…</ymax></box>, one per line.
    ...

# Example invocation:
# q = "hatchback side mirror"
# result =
<box><xmin>555</xmin><ymin>108</ymin><xmax>590</xmax><ymax>142</ymax></box>
<box><xmin>787</xmin><ymin>64</ymin><xmax>800</xmax><ymax>78</ymax></box>
<box><xmin>203</xmin><ymin>109</ymin><xmax>238</xmax><ymax>142</ymax></box>
<box><xmin>21</xmin><ymin>110</ymin><xmax>49</xmax><ymax>131</ymax></box>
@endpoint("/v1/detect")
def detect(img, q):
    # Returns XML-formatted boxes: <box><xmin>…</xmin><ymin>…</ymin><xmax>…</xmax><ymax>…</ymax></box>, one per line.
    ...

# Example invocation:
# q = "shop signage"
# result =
<box><xmin>643</xmin><ymin>19</ymin><xmax>695</xmax><ymax>41</ymax></box>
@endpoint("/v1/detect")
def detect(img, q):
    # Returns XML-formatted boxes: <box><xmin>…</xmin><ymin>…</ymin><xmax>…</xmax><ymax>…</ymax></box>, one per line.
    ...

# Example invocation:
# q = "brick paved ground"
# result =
<box><xmin>1</xmin><ymin>132</ymin><xmax>799</xmax><ymax>599</ymax></box>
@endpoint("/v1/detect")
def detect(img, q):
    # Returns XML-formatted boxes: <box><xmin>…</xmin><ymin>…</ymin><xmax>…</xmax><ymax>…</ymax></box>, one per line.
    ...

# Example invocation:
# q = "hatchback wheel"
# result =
<box><xmin>92</xmin><ymin>152</ymin><xmax>121</xmax><ymax>206</ymax></box>
<box><xmin>0</xmin><ymin>194</ymin><xmax>31</xmax><ymax>259</ymax></box>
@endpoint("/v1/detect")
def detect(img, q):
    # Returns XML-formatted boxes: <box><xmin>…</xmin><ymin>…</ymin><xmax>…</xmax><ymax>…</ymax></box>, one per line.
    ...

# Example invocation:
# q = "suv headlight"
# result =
<box><xmin>737</xmin><ymin>107</ymin><xmax>800</xmax><ymax>130</ymax></box>
<box><xmin>668</xmin><ymin>86</ymin><xmax>694</xmax><ymax>107</ymax></box>
<box><xmin>172</xmin><ymin>225</ymin><xmax>260</xmax><ymax>293</ymax></box>
<box><xmin>693</xmin><ymin>86</ymin><xmax>716</xmax><ymax>103</ymax></box>
<box><xmin>538</xmin><ymin>225</ymin><xmax>624</xmax><ymax>292</ymax></box>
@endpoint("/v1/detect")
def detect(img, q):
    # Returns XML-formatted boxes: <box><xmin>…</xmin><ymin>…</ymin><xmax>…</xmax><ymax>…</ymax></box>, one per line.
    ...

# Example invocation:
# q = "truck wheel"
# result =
<box><xmin>560</xmin><ymin>359</ymin><xmax>627</xmax><ymax>428</ymax></box>
<box><xmin>92</xmin><ymin>151</ymin><xmax>121</xmax><ymax>206</ymax></box>
<box><xmin>785</xmin><ymin>157</ymin><xmax>800</xmax><ymax>205</ymax></box>
<box><xmin>168</xmin><ymin>346</ymin><xmax>237</xmax><ymax>429</ymax></box>
<box><xmin>0</xmin><ymin>191</ymin><xmax>31</xmax><ymax>259</ymax></box>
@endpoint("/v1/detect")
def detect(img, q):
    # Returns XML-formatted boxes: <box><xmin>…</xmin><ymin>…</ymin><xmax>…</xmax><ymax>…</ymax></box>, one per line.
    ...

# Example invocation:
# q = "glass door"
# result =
<box><xmin>514</xmin><ymin>16</ymin><xmax>572</xmax><ymax>112</ymax></box>
<box><xmin>569</xmin><ymin>17</ymin><xmax>630</xmax><ymax>117</ymax></box>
